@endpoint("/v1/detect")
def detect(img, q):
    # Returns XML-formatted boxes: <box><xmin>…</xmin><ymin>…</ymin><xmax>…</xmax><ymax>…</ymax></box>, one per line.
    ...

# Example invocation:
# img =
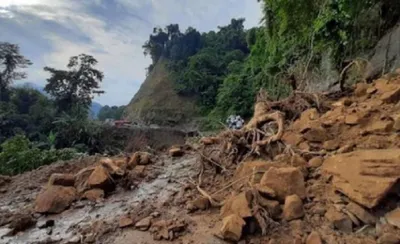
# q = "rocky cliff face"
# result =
<box><xmin>124</xmin><ymin>59</ymin><xmax>199</xmax><ymax>128</ymax></box>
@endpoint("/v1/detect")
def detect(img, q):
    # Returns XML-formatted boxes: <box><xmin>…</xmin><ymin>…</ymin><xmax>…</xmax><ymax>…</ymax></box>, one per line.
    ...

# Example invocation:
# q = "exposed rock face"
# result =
<box><xmin>260</xmin><ymin>167</ymin><xmax>306</xmax><ymax>201</ymax></box>
<box><xmin>35</xmin><ymin>186</ymin><xmax>77</xmax><ymax>214</ymax></box>
<box><xmin>323</xmin><ymin>149</ymin><xmax>400</xmax><ymax>208</ymax></box>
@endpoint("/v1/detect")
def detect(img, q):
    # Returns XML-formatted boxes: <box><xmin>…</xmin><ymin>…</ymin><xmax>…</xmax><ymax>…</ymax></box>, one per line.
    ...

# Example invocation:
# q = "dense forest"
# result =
<box><xmin>142</xmin><ymin>0</ymin><xmax>400</xmax><ymax>127</ymax></box>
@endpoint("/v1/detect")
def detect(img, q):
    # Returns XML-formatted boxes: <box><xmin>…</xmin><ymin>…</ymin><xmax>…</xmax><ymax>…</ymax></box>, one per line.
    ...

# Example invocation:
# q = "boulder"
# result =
<box><xmin>48</xmin><ymin>173</ymin><xmax>75</xmax><ymax>187</ymax></box>
<box><xmin>100</xmin><ymin>158</ymin><xmax>124</xmax><ymax>175</ymax></box>
<box><xmin>385</xmin><ymin>208</ymin><xmax>400</xmax><ymax>228</ymax></box>
<box><xmin>325</xmin><ymin>208</ymin><xmax>353</xmax><ymax>233</ymax></box>
<box><xmin>81</xmin><ymin>189</ymin><xmax>105</xmax><ymax>202</ymax></box>
<box><xmin>308</xmin><ymin>157</ymin><xmax>323</xmax><ymax>168</ymax></box>
<box><xmin>221</xmin><ymin>192</ymin><xmax>252</xmax><ymax>218</ymax></box>
<box><xmin>323</xmin><ymin>149</ymin><xmax>400</xmax><ymax>208</ymax></box>
<box><xmin>345</xmin><ymin>202</ymin><xmax>376</xmax><ymax>225</ymax></box>
<box><xmin>306</xmin><ymin>231</ymin><xmax>322</xmax><ymax>244</ymax></box>
<box><xmin>260</xmin><ymin>167</ymin><xmax>306</xmax><ymax>201</ymax></box>
<box><xmin>220</xmin><ymin>214</ymin><xmax>245</xmax><ymax>242</ymax></box>
<box><xmin>365</xmin><ymin>120</ymin><xmax>394</xmax><ymax>133</ymax></box>
<box><xmin>234</xmin><ymin>160</ymin><xmax>279</xmax><ymax>187</ymax></box>
<box><xmin>290</xmin><ymin>154</ymin><xmax>307</xmax><ymax>167</ymax></box>
<box><xmin>35</xmin><ymin>186</ymin><xmax>77</xmax><ymax>214</ymax></box>
<box><xmin>282</xmin><ymin>132</ymin><xmax>303</xmax><ymax>146</ymax></box>
<box><xmin>87</xmin><ymin>165</ymin><xmax>113</xmax><ymax>191</ymax></box>
<box><xmin>283</xmin><ymin>195</ymin><xmax>304</xmax><ymax>221</ymax></box>
<box><xmin>254</xmin><ymin>184</ymin><xmax>276</xmax><ymax>199</ymax></box>
<box><xmin>119</xmin><ymin>216</ymin><xmax>134</xmax><ymax>228</ymax></box>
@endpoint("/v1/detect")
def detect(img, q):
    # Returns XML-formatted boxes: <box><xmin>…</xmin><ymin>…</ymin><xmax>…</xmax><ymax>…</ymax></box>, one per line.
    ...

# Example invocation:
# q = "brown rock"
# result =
<box><xmin>169</xmin><ymin>147</ymin><xmax>184</xmax><ymax>157</ymax></box>
<box><xmin>346</xmin><ymin>202</ymin><xmax>376</xmax><ymax>224</ymax></box>
<box><xmin>377</xmin><ymin>233</ymin><xmax>400</xmax><ymax>244</ymax></box>
<box><xmin>234</xmin><ymin>160</ymin><xmax>279</xmax><ymax>186</ymax></box>
<box><xmin>345</xmin><ymin>114</ymin><xmax>361</xmax><ymax>125</ymax></box>
<box><xmin>48</xmin><ymin>173</ymin><xmax>75</xmax><ymax>187</ymax></box>
<box><xmin>325</xmin><ymin>208</ymin><xmax>353</xmax><ymax>233</ymax></box>
<box><xmin>367</xmin><ymin>87</ymin><xmax>377</xmax><ymax>94</ymax></box>
<box><xmin>139</xmin><ymin>153</ymin><xmax>151</xmax><ymax>165</ymax></box>
<box><xmin>119</xmin><ymin>216</ymin><xmax>134</xmax><ymax>228</ymax></box>
<box><xmin>133</xmin><ymin>165</ymin><xmax>146</xmax><ymax>176</ymax></box>
<box><xmin>337</xmin><ymin>144</ymin><xmax>354</xmax><ymax>154</ymax></box>
<box><xmin>282</xmin><ymin>132</ymin><xmax>303</xmax><ymax>146</ymax></box>
<box><xmin>220</xmin><ymin>214</ymin><xmax>245</xmax><ymax>242</ymax></box>
<box><xmin>100</xmin><ymin>158</ymin><xmax>124</xmax><ymax>175</ymax></box>
<box><xmin>365</xmin><ymin>120</ymin><xmax>394</xmax><ymax>133</ymax></box>
<box><xmin>135</xmin><ymin>216</ymin><xmax>152</xmax><ymax>231</ymax></box>
<box><xmin>323</xmin><ymin>149</ymin><xmax>400</xmax><ymax>208</ymax></box>
<box><xmin>391</xmin><ymin>114</ymin><xmax>400</xmax><ymax>131</ymax></box>
<box><xmin>87</xmin><ymin>165</ymin><xmax>113</xmax><ymax>191</ymax></box>
<box><xmin>308</xmin><ymin>157</ymin><xmax>323</xmax><ymax>168</ymax></box>
<box><xmin>260</xmin><ymin>167</ymin><xmax>306</xmax><ymax>201</ymax></box>
<box><xmin>191</xmin><ymin>197</ymin><xmax>210</xmax><ymax>211</ymax></box>
<box><xmin>306</xmin><ymin>231</ymin><xmax>322</xmax><ymax>244</ymax></box>
<box><xmin>221</xmin><ymin>192</ymin><xmax>252</xmax><ymax>218</ymax></box>
<box><xmin>283</xmin><ymin>195</ymin><xmax>304</xmax><ymax>221</ymax></box>
<box><xmin>354</xmin><ymin>83</ymin><xmax>370</xmax><ymax>97</ymax></box>
<box><xmin>323</xmin><ymin>140</ymin><xmax>340</xmax><ymax>151</ymax></box>
<box><xmin>381</xmin><ymin>87</ymin><xmax>400</xmax><ymax>103</ymax></box>
<box><xmin>298</xmin><ymin>141</ymin><xmax>311</xmax><ymax>151</ymax></box>
<box><xmin>303</xmin><ymin>127</ymin><xmax>328</xmax><ymax>143</ymax></box>
<box><xmin>82</xmin><ymin>189</ymin><xmax>104</xmax><ymax>202</ymax></box>
<box><xmin>374</xmin><ymin>78</ymin><xmax>391</xmax><ymax>93</ymax></box>
<box><xmin>35</xmin><ymin>186</ymin><xmax>77</xmax><ymax>214</ymax></box>
<box><xmin>258</xmin><ymin>198</ymin><xmax>281</xmax><ymax>219</ymax></box>
<box><xmin>254</xmin><ymin>184</ymin><xmax>276</xmax><ymax>198</ymax></box>
<box><xmin>385</xmin><ymin>208</ymin><xmax>400</xmax><ymax>228</ymax></box>
<box><xmin>291</xmin><ymin>154</ymin><xmax>307</xmax><ymax>167</ymax></box>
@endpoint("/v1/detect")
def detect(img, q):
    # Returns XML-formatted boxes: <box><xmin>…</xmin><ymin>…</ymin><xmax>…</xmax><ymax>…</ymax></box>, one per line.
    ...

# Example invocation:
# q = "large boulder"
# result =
<box><xmin>87</xmin><ymin>165</ymin><xmax>114</xmax><ymax>191</ymax></box>
<box><xmin>323</xmin><ymin>149</ymin><xmax>400</xmax><ymax>208</ymax></box>
<box><xmin>35</xmin><ymin>186</ymin><xmax>77</xmax><ymax>214</ymax></box>
<box><xmin>260</xmin><ymin>167</ymin><xmax>306</xmax><ymax>201</ymax></box>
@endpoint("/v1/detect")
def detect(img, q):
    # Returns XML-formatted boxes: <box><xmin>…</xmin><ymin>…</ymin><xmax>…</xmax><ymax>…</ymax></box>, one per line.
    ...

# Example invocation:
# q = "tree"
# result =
<box><xmin>0</xmin><ymin>42</ymin><xmax>32</xmax><ymax>101</ymax></box>
<box><xmin>44</xmin><ymin>54</ymin><xmax>104</xmax><ymax>113</ymax></box>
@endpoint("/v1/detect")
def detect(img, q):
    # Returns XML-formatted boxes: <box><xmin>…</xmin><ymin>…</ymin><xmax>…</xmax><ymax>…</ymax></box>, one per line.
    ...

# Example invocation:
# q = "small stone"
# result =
<box><xmin>346</xmin><ymin>202</ymin><xmax>376</xmax><ymax>225</ymax></box>
<box><xmin>367</xmin><ymin>87</ymin><xmax>377</xmax><ymax>94</ymax></box>
<box><xmin>119</xmin><ymin>216</ymin><xmax>134</xmax><ymax>228</ymax></box>
<box><xmin>191</xmin><ymin>197</ymin><xmax>210</xmax><ymax>211</ymax></box>
<box><xmin>254</xmin><ymin>184</ymin><xmax>276</xmax><ymax>198</ymax></box>
<box><xmin>381</xmin><ymin>88</ymin><xmax>400</xmax><ymax>103</ymax></box>
<box><xmin>385</xmin><ymin>208</ymin><xmax>400</xmax><ymax>228</ymax></box>
<box><xmin>283</xmin><ymin>195</ymin><xmax>304</xmax><ymax>221</ymax></box>
<box><xmin>308</xmin><ymin>157</ymin><xmax>323</xmax><ymax>168</ymax></box>
<box><xmin>37</xmin><ymin>219</ymin><xmax>55</xmax><ymax>229</ymax></box>
<box><xmin>323</xmin><ymin>140</ymin><xmax>340</xmax><ymax>151</ymax></box>
<box><xmin>337</xmin><ymin>144</ymin><xmax>354</xmax><ymax>154</ymax></box>
<box><xmin>325</xmin><ymin>208</ymin><xmax>353</xmax><ymax>233</ymax></box>
<box><xmin>345</xmin><ymin>114</ymin><xmax>361</xmax><ymax>125</ymax></box>
<box><xmin>306</xmin><ymin>231</ymin><xmax>322</xmax><ymax>244</ymax></box>
<box><xmin>66</xmin><ymin>236</ymin><xmax>80</xmax><ymax>244</ymax></box>
<box><xmin>354</xmin><ymin>83</ymin><xmax>370</xmax><ymax>97</ymax></box>
<box><xmin>169</xmin><ymin>147</ymin><xmax>184</xmax><ymax>157</ymax></box>
<box><xmin>377</xmin><ymin>233</ymin><xmax>400</xmax><ymax>244</ymax></box>
<box><xmin>135</xmin><ymin>216</ymin><xmax>152</xmax><ymax>231</ymax></box>
<box><xmin>220</xmin><ymin>214</ymin><xmax>245</xmax><ymax>242</ymax></box>
<box><xmin>82</xmin><ymin>189</ymin><xmax>105</xmax><ymax>202</ymax></box>
<box><xmin>150</xmin><ymin>211</ymin><xmax>161</xmax><ymax>218</ymax></box>
<box><xmin>221</xmin><ymin>192</ymin><xmax>252</xmax><ymax>218</ymax></box>
<box><xmin>303</xmin><ymin>127</ymin><xmax>328</xmax><ymax>143</ymax></box>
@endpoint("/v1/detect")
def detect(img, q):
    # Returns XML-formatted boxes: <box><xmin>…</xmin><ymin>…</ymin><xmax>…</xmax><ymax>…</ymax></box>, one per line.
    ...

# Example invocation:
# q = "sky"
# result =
<box><xmin>0</xmin><ymin>0</ymin><xmax>263</xmax><ymax>106</ymax></box>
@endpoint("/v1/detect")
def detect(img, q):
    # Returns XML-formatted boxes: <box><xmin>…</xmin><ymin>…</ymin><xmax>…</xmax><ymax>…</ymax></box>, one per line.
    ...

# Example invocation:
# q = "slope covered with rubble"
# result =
<box><xmin>2</xmin><ymin>71</ymin><xmax>400</xmax><ymax>244</ymax></box>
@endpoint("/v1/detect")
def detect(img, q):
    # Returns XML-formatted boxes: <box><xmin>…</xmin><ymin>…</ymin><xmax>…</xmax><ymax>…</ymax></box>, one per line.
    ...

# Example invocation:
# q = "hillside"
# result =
<box><xmin>125</xmin><ymin>59</ymin><xmax>199</xmax><ymax>127</ymax></box>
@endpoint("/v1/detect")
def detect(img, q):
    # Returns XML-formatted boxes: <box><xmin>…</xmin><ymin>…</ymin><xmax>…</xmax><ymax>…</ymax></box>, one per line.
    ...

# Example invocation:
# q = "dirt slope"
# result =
<box><xmin>125</xmin><ymin>59</ymin><xmax>199</xmax><ymax>128</ymax></box>
<box><xmin>2</xmin><ymin>70</ymin><xmax>400</xmax><ymax>244</ymax></box>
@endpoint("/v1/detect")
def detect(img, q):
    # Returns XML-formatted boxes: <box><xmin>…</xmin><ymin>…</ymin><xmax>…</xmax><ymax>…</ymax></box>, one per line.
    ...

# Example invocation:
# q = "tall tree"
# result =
<box><xmin>44</xmin><ymin>54</ymin><xmax>104</xmax><ymax>113</ymax></box>
<box><xmin>0</xmin><ymin>42</ymin><xmax>32</xmax><ymax>101</ymax></box>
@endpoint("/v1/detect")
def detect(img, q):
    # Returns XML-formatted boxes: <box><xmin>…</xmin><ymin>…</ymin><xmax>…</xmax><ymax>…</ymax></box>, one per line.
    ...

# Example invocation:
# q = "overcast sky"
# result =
<box><xmin>0</xmin><ymin>0</ymin><xmax>262</xmax><ymax>106</ymax></box>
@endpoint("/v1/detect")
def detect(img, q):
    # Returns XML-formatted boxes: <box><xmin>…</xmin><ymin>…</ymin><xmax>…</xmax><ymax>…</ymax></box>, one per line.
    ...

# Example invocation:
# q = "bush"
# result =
<box><xmin>0</xmin><ymin>135</ymin><xmax>77</xmax><ymax>175</ymax></box>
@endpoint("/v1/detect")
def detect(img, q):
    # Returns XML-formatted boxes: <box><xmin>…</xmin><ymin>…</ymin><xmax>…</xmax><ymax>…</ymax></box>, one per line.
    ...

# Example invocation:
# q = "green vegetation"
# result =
<box><xmin>142</xmin><ymin>0</ymin><xmax>400</xmax><ymax>127</ymax></box>
<box><xmin>0</xmin><ymin>43</ymin><xmax>110</xmax><ymax>175</ymax></box>
<box><xmin>98</xmin><ymin>105</ymin><xmax>126</xmax><ymax>121</ymax></box>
